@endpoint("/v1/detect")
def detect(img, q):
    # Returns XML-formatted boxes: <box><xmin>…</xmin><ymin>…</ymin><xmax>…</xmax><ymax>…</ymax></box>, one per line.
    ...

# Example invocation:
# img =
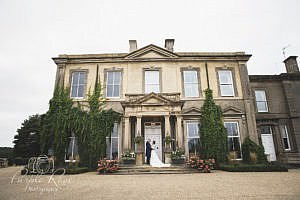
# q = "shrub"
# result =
<box><xmin>66</xmin><ymin>167</ymin><xmax>89</xmax><ymax>174</ymax></box>
<box><xmin>219</xmin><ymin>163</ymin><xmax>288</xmax><ymax>172</ymax></box>
<box><xmin>14</xmin><ymin>157</ymin><xmax>27</xmax><ymax>165</ymax></box>
<box><xmin>242</xmin><ymin>137</ymin><xmax>267</xmax><ymax>164</ymax></box>
<box><xmin>97</xmin><ymin>159</ymin><xmax>119</xmax><ymax>174</ymax></box>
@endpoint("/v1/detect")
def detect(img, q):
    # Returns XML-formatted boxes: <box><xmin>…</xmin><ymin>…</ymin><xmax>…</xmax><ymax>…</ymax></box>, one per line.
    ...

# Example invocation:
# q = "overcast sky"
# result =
<box><xmin>0</xmin><ymin>0</ymin><xmax>299</xmax><ymax>147</ymax></box>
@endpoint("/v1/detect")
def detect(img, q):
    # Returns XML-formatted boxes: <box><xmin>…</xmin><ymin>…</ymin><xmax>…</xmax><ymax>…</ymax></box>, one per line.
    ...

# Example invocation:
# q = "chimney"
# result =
<box><xmin>164</xmin><ymin>39</ymin><xmax>174</xmax><ymax>52</ymax></box>
<box><xmin>283</xmin><ymin>56</ymin><xmax>299</xmax><ymax>73</ymax></box>
<box><xmin>129</xmin><ymin>40</ymin><xmax>137</xmax><ymax>52</ymax></box>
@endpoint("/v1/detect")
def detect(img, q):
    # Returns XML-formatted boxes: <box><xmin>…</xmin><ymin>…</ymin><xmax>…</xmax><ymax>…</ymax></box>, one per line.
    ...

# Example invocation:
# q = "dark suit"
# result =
<box><xmin>146</xmin><ymin>141</ymin><xmax>152</xmax><ymax>164</ymax></box>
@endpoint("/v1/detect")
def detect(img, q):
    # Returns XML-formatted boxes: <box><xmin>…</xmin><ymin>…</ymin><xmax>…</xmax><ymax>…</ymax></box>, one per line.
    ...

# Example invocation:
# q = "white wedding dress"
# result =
<box><xmin>150</xmin><ymin>144</ymin><xmax>171</xmax><ymax>167</ymax></box>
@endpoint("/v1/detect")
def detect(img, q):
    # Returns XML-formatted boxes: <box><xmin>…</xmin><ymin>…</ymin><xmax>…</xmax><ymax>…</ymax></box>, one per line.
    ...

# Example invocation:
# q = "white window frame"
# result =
<box><xmin>106</xmin><ymin>71</ymin><xmax>121</xmax><ymax>98</ymax></box>
<box><xmin>186</xmin><ymin>121</ymin><xmax>200</xmax><ymax>156</ymax></box>
<box><xmin>183</xmin><ymin>70</ymin><xmax>199</xmax><ymax>97</ymax></box>
<box><xmin>281</xmin><ymin>125</ymin><xmax>291</xmax><ymax>151</ymax></box>
<box><xmin>144</xmin><ymin>70</ymin><xmax>160</xmax><ymax>93</ymax></box>
<box><xmin>70</xmin><ymin>71</ymin><xmax>86</xmax><ymax>98</ymax></box>
<box><xmin>224</xmin><ymin>122</ymin><xmax>242</xmax><ymax>160</ymax></box>
<box><xmin>106</xmin><ymin>123</ymin><xmax>119</xmax><ymax>160</ymax></box>
<box><xmin>255</xmin><ymin>90</ymin><xmax>268</xmax><ymax>112</ymax></box>
<box><xmin>218</xmin><ymin>70</ymin><xmax>235</xmax><ymax>97</ymax></box>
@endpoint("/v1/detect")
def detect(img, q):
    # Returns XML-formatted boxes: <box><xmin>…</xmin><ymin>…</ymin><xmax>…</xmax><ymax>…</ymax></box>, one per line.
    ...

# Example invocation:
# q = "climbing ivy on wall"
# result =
<box><xmin>41</xmin><ymin>66</ymin><xmax>121</xmax><ymax>169</ymax></box>
<box><xmin>199</xmin><ymin>89</ymin><xmax>228</xmax><ymax>165</ymax></box>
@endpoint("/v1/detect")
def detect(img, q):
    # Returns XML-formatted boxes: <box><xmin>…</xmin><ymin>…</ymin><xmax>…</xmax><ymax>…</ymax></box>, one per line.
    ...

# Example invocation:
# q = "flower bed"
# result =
<box><xmin>97</xmin><ymin>159</ymin><xmax>119</xmax><ymax>174</ymax></box>
<box><xmin>188</xmin><ymin>157</ymin><xmax>215</xmax><ymax>173</ymax></box>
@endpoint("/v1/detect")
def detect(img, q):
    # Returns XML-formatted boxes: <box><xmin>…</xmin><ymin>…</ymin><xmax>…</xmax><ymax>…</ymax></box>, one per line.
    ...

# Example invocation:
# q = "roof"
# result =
<box><xmin>249</xmin><ymin>73</ymin><xmax>300</xmax><ymax>82</ymax></box>
<box><xmin>52</xmin><ymin>44</ymin><xmax>251</xmax><ymax>64</ymax></box>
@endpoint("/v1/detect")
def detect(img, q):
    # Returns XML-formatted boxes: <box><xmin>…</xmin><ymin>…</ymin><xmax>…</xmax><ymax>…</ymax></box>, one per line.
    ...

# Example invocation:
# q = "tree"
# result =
<box><xmin>199</xmin><ymin>89</ymin><xmax>228</xmax><ymax>164</ymax></box>
<box><xmin>13</xmin><ymin>114</ymin><xmax>41</xmax><ymax>163</ymax></box>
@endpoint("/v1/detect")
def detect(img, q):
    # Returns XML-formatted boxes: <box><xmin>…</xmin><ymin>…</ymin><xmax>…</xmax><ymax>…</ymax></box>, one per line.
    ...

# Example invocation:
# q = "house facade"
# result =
<box><xmin>250</xmin><ymin>56</ymin><xmax>300</xmax><ymax>164</ymax></box>
<box><xmin>53</xmin><ymin>39</ymin><xmax>296</xmax><ymax>164</ymax></box>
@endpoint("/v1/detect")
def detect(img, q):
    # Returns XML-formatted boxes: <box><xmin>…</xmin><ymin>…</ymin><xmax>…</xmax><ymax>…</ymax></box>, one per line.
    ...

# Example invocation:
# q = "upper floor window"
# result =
<box><xmin>106</xmin><ymin>71</ymin><xmax>121</xmax><ymax>98</ymax></box>
<box><xmin>145</xmin><ymin>70</ymin><xmax>160</xmax><ymax>93</ymax></box>
<box><xmin>218</xmin><ymin>70</ymin><xmax>235</xmax><ymax>96</ymax></box>
<box><xmin>187</xmin><ymin>122</ymin><xmax>200</xmax><ymax>156</ymax></box>
<box><xmin>281</xmin><ymin>125</ymin><xmax>291</xmax><ymax>151</ymax></box>
<box><xmin>70</xmin><ymin>71</ymin><xmax>86</xmax><ymax>98</ymax></box>
<box><xmin>255</xmin><ymin>90</ymin><xmax>268</xmax><ymax>112</ymax></box>
<box><xmin>183</xmin><ymin>70</ymin><xmax>199</xmax><ymax>97</ymax></box>
<box><xmin>224</xmin><ymin>122</ymin><xmax>242</xmax><ymax>159</ymax></box>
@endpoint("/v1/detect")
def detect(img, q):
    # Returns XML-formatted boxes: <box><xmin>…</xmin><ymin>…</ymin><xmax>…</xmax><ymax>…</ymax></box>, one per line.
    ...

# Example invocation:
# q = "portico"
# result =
<box><xmin>121</xmin><ymin>92</ymin><xmax>184</xmax><ymax>163</ymax></box>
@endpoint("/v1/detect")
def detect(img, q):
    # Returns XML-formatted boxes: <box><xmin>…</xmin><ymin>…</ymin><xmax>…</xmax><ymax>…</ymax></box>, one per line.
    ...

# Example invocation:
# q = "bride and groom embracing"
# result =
<box><xmin>145</xmin><ymin>138</ymin><xmax>170</xmax><ymax>167</ymax></box>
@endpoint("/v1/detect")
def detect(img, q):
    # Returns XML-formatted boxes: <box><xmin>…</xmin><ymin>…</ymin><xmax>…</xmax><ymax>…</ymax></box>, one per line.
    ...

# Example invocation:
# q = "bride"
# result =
<box><xmin>150</xmin><ymin>140</ymin><xmax>171</xmax><ymax>167</ymax></box>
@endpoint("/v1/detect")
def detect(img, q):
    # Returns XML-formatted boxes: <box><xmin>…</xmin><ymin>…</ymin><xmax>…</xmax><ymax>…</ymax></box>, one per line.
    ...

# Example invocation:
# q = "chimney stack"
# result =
<box><xmin>283</xmin><ymin>56</ymin><xmax>299</xmax><ymax>73</ymax></box>
<box><xmin>165</xmin><ymin>39</ymin><xmax>175</xmax><ymax>52</ymax></box>
<box><xmin>129</xmin><ymin>40</ymin><xmax>137</xmax><ymax>52</ymax></box>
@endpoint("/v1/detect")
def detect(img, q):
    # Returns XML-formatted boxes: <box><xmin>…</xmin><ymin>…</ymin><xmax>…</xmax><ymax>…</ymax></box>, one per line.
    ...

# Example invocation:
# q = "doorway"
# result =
<box><xmin>144</xmin><ymin>122</ymin><xmax>162</xmax><ymax>162</ymax></box>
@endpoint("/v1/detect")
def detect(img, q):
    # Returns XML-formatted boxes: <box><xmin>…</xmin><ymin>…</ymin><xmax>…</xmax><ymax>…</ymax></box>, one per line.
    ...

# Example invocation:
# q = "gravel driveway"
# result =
<box><xmin>0</xmin><ymin>166</ymin><xmax>300</xmax><ymax>200</ymax></box>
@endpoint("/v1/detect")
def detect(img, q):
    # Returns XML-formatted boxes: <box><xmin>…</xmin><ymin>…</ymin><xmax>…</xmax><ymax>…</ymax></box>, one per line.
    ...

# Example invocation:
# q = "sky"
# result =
<box><xmin>0</xmin><ymin>0</ymin><xmax>299</xmax><ymax>147</ymax></box>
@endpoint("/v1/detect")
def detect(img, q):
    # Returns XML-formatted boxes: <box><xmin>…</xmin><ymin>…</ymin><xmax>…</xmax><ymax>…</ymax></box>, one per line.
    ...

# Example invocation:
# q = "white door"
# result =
<box><xmin>144</xmin><ymin>124</ymin><xmax>162</xmax><ymax>162</ymax></box>
<box><xmin>261</xmin><ymin>134</ymin><xmax>276</xmax><ymax>161</ymax></box>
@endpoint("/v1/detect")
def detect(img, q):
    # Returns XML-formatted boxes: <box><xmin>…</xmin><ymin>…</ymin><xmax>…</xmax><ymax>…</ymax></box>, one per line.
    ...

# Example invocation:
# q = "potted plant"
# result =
<box><xmin>171</xmin><ymin>149</ymin><xmax>186</xmax><ymax>164</ymax></box>
<box><xmin>121</xmin><ymin>150</ymin><xmax>135</xmax><ymax>165</ymax></box>
<box><xmin>164</xmin><ymin>135</ymin><xmax>173</xmax><ymax>151</ymax></box>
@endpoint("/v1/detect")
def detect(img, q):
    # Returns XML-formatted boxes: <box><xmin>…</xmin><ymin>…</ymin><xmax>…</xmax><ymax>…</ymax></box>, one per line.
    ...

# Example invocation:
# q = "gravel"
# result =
<box><xmin>1</xmin><ymin>166</ymin><xmax>300</xmax><ymax>200</ymax></box>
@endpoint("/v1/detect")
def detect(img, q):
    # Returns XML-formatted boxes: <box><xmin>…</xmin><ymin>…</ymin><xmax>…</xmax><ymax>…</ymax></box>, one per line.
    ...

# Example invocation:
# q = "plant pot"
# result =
<box><xmin>172</xmin><ymin>159</ymin><xmax>185</xmax><ymax>165</ymax></box>
<box><xmin>122</xmin><ymin>159</ymin><xmax>135</xmax><ymax>165</ymax></box>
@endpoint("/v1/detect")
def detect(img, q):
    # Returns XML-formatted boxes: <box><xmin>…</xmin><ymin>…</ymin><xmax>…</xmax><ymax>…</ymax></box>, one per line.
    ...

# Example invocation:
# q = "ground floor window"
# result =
<box><xmin>281</xmin><ymin>125</ymin><xmax>291</xmax><ymax>151</ymax></box>
<box><xmin>106</xmin><ymin>123</ymin><xmax>119</xmax><ymax>159</ymax></box>
<box><xmin>65</xmin><ymin>134</ymin><xmax>79</xmax><ymax>162</ymax></box>
<box><xmin>186</xmin><ymin>122</ymin><xmax>200</xmax><ymax>156</ymax></box>
<box><xmin>224</xmin><ymin>122</ymin><xmax>242</xmax><ymax>159</ymax></box>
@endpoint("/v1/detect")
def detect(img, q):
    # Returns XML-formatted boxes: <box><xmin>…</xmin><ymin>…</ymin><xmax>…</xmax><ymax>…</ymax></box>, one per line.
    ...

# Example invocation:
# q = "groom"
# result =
<box><xmin>146</xmin><ymin>139</ymin><xmax>152</xmax><ymax>164</ymax></box>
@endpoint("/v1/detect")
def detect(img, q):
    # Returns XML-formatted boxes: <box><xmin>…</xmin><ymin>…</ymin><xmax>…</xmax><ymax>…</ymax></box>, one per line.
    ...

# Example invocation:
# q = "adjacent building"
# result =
<box><xmin>250</xmin><ymin>56</ymin><xmax>300</xmax><ymax>164</ymax></box>
<box><xmin>52</xmin><ymin>39</ymin><xmax>300</xmax><ymax>164</ymax></box>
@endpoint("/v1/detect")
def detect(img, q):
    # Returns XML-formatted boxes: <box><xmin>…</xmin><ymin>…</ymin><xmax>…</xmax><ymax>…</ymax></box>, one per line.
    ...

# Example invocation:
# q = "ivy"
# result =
<box><xmin>199</xmin><ymin>89</ymin><xmax>228</xmax><ymax>165</ymax></box>
<box><xmin>41</xmin><ymin>66</ymin><xmax>120</xmax><ymax>169</ymax></box>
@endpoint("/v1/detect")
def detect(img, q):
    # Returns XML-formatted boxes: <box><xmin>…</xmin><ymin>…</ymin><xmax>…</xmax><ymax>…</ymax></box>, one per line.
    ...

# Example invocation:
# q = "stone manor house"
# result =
<box><xmin>52</xmin><ymin>39</ymin><xmax>300</xmax><ymax>165</ymax></box>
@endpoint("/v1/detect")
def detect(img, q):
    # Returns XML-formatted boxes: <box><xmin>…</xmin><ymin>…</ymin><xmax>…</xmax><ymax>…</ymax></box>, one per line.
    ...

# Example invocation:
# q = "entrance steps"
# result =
<box><xmin>279</xmin><ymin>152</ymin><xmax>300</xmax><ymax>166</ymax></box>
<box><xmin>116</xmin><ymin>164</ymin><xmax>198</xmax><ymax>175</ymax></box>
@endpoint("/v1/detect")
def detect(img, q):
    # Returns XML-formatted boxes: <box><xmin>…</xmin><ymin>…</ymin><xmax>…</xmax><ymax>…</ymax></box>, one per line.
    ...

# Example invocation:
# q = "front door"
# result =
<box><xmin>144</xmin><ymin>123</ymin><xmax>162</xmax><ymax>162</ymax></box>
<box><xmin>261</xmin><ymin>134</ymin><xmax>276</xmax><ymax>161</ymax></box>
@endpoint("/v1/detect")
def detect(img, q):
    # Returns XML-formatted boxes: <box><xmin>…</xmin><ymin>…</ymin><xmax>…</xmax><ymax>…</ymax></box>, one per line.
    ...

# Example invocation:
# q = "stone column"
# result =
<box><xmin>164</xmin><ymin>115</ymin><xmax>172</xmax><ymax>164</ymax></box>
<box><xmin>124</xmin><ymin>117</ymin><xmax>130</xmax><ymax>150</ymax></box>
<box><xmin>176</xmin><ymin>116</ymin><xmax>183</xmax><ymax>149</ymax></box>
<box><xmin>164</xmin><ymin>115</ymin><xmax>170</xmax><ymax>136</ymax></box>
<box><xmin>136</xmin><ymin>116</ymin><xmax>142</xmax><ymax>136</ymax></box>
<box><xmin>135</xmin><ymin>116</ymin><xmax>143</xmax><ymax>165</ymax></box>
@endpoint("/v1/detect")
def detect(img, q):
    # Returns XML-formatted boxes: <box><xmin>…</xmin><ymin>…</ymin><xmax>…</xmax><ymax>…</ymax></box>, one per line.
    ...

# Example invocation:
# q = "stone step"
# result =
<box><xmin>115</xmin><ymin>165</ymin><xmax>199</xmax><ymax>175</ymax></box>
<box><xmin>279</xmin><ymin>153</ymin><xmax>300</xmax><ymax>164</ymax></box>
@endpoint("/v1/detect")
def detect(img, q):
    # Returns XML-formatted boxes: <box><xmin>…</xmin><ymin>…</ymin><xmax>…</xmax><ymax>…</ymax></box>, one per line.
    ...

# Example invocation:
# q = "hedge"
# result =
<box><xmin>219</xmin><ymin>163</ymin><xmax>288</xmax><ymax>172</ymax></box>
